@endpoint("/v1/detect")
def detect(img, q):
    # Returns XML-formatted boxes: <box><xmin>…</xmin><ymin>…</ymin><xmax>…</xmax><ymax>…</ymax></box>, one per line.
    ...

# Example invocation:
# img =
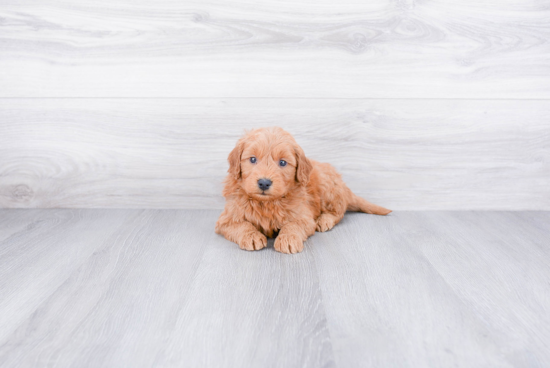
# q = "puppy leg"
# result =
<box><xmin>216</xmin><ymin>217</ymin><xmax>267</xmax><ymax>251</ymax></box>
<box><xmin>316</xmin><ymin>189</ymin><xmax>347</xmax><ymax>232</ymax></box>
<box><xmin>275</xmin><ymin>218</ymin><xmax>316</xmax><ymax>254</ymax></box>
<box><xmin>316</xmin><ymin>213</ymin><xmax>343</xmax><ymax>232</ymax></box>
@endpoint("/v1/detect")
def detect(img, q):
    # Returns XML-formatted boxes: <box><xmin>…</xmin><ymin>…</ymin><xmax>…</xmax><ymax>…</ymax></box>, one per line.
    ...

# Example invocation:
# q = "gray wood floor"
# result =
<box><xmin>1</xmin><ymin>210</ymin><xmax>549</xmax><ymax>367</ymax></box>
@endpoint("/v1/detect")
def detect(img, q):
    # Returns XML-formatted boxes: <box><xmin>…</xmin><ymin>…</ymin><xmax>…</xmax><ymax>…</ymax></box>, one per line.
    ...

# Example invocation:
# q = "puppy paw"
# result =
<box><xmin>274</xmin><ymin>233</ymin><xmax>303</xmax><ymax>254</ymax></box>
<box><xmin>239</xmin><ymin>232</ymin><xmax>267</xmax><ymax>251</ymax></box>
<box><xmin>316</xmin><ymin>214</ymin><xmax>337</xmax><ymax>232</ymax></box>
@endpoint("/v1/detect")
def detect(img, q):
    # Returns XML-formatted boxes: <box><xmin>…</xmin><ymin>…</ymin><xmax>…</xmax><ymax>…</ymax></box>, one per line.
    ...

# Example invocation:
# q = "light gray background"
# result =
<box><xmin>1</xmin><ymin>3</ymin><xmax>550</xmax><ymax>366</ymax></box>
<box><xmin>1</xmin><ymin>0</ymin><xmax>549</xmax><ymax>210</ymax></box>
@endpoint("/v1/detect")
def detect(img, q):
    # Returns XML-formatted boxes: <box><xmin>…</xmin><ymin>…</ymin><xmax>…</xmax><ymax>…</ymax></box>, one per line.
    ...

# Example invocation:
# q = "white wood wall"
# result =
<box><xmin>1</xmin><ymin>0</ymin><xmax>549</xmax><ymax>209</ymax></box>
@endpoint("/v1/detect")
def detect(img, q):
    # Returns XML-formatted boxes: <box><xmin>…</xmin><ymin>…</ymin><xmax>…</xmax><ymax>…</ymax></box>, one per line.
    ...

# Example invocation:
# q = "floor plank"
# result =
<box><xmin>0</xmin><ymin>210</ymin><xmax>211</xmax><ymax>367</ymax></box>
<box><xmin>311</xmin><ymin>211</ymin><xmax>550</xmax><ymax>367</ymax></box>
<box><xmin>414</xmin><ymin>212</ymin><xmax>550</xmax><ymax>367</ymax></box>
<box><xmin>1</xmin><ymin>0</ymin><xmax>550</xmax><ymax>98</ymax></box>
<box><xmin>0</xmin><ymin>209</ymin><xmax>549</xmax><ymax>367</ymax></box>
<box><xmin>0</xmin><ymin>209</ymin><xmax>136</xmax><ymax>346</ymax></box>
<box><xmin>311</xmin><ymin>212</ymin><xmax>508</xmax><ymax>367</ymax></box>
<box><xmin>156</xmin><ymin>212</ymin><xmax>334</xmax><ymax>368</ymax></box>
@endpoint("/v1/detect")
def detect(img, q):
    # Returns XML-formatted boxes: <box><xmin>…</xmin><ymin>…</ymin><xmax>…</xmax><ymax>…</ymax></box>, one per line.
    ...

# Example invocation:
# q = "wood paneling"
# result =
<box><xmin>1</xmin><ymin>99</ymin><xmax>549</xmax><ymax>209</ymax></box>
<box><xmin>1</xmin><ymin>0</ymin><xmax>549</xmax><ymax>209</ymax></box>
<box><xmin>1</xmin><ymin>0</ymin><xmax>550</xmax><ymax>98</ymax></box>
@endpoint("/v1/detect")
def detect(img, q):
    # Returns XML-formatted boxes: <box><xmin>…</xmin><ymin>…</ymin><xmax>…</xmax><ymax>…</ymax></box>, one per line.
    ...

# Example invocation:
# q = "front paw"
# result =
<box><xmin>239</xmin><ymin>232</ymin><xmax>267</xmax><ymax>251</ymax></box>
<box><xmin>274</xmin><ymin>233</ymin><xmax>303</xmax><ymax>254</ymax></box>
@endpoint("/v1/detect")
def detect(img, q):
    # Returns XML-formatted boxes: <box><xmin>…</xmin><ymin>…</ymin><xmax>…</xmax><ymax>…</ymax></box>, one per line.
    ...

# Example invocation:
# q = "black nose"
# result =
<box><xmin>258</xmin><ymin>178</ymin><xmax>272</xmax><ymax>191</ymax></box>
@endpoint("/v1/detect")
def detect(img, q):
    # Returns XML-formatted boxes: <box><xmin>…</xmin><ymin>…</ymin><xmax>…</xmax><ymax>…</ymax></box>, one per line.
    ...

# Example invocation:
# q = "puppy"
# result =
<box><xmin>215</xmin><ymin>127</ymin><xmax>391</xmax><ymax>254</ymax></box>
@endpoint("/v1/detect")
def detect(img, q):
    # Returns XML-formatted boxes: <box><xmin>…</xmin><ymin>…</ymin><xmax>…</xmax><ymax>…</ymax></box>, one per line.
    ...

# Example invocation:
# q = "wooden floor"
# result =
<box><xmin>0</xmin><ymin>210</ymin><xmax>549</xmax><ymax>367</ymax></box>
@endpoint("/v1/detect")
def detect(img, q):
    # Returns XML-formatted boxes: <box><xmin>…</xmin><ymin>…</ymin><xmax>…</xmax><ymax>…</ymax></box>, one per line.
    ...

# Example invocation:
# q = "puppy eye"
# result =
<box><xmin>250</xmin><ymin>157</ymin><xmax>257</xmax><ymax>164</ymax></box>
<box><xmin>279</xmin><ymin>160</ymin><xmax>287</xmax><ymax>167</ymax></box>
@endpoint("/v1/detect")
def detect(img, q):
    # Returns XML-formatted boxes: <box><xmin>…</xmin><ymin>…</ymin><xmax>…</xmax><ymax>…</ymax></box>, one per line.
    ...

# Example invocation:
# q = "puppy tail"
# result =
<box><xmin>347</xmin><ymin>193</ymin><xmax>392</xmax><ymax>215</ymax></box>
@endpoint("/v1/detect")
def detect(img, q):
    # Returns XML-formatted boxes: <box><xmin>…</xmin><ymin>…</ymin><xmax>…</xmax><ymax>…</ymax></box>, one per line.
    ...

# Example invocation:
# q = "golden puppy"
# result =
<box><xmin>215</xmin><ymin>127</ymin><xmax>391</xmax><ymax>254</ymax></box>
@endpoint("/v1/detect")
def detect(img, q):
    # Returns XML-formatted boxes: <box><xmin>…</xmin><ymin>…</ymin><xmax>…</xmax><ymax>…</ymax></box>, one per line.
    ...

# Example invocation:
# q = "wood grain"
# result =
<box><xmin>0</xmin><ymin>209</ymin><xmax>334</xmax><ymax>367</ymax></box>
<box><xmin>1</xmin><ymin>209</ymin><xmax>549</xmax><ymax>367</ymax></box>
<box><xmin>0</xmin><ymin>209</ymin><xmax>212</xmax><ymax>367</ymax></box>
<box><xmin>1</xmin><ymin>0</ymin><xmax>550</xmax><ymax>98</ymax></box>
<box><xmin>0</xmin><ymin>209</ymin><xmax>135</xmax><ymax>345</ymax></box>
<box><xmin>1</xmin><ymin>98</ymin><xmax>549</xmax><ymax>210</ymax></box>
<box><xmin>158</xmin><ymin>215</ymin><xmax>334</xmax><ymax>368</ymax></box>
<box><xmin>310</xmin><ymin>211</ymin><xmax>550</xmax><ymax>367</ymax></box>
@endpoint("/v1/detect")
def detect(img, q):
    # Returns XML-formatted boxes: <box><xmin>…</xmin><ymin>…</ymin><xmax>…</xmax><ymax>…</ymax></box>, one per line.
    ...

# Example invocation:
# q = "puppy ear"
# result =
<box><xmin>228</xmin><ymin>138</ymin><xmax>245</xmax><ymax>180</ymax></box>
<box><xmin>295</xmin><ymin>145</ymin><xmax>312</xmax><ymax>185</ymax></box>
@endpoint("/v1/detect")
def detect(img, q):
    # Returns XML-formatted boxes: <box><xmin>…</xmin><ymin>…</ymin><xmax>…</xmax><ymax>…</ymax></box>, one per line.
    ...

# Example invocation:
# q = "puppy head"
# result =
<box><xmin>227</xmin><ymin>127</ymin><xmax>312</xmax><ymax>201</ymax></box>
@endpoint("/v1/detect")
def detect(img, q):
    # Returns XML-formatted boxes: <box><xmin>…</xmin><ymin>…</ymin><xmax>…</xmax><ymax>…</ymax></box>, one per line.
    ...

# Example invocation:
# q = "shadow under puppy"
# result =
<box><xmin>215</xmin><ymin>127</ymin><xmax>391</xmax><ymax>254</ymax></box>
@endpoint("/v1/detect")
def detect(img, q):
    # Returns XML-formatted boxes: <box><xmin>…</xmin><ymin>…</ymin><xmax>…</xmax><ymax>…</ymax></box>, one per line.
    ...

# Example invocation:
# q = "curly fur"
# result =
<box><xmin>215</xmin><ymin>127</ymin><xmax>391</xmax><ymax>254</ymax></box>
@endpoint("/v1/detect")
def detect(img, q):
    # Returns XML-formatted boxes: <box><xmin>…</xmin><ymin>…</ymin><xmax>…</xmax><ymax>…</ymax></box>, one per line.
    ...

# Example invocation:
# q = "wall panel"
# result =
<box><xmin>1</xmin><ymin>99</ymin><xmax>548</xmax><ymax>209</ymax></box>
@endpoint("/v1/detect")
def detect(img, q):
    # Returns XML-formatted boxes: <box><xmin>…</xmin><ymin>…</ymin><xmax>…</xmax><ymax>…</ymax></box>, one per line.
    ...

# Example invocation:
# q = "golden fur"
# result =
<box><xmin>215</xmin><ymin>127</ymin><xmax>391</xmax><ymax>254</ymax></box>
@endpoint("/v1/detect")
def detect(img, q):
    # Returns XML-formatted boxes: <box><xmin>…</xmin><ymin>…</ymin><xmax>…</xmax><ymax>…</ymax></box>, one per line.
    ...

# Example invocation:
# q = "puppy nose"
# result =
<box><xmin>258</xmin><ymin>178</ymin><xmax>272</xmax><ymax>191</ymax></box>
